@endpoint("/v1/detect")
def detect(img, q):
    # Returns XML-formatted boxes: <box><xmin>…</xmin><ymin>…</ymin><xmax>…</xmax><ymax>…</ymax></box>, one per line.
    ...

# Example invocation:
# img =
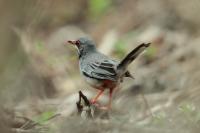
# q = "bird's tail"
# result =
<box><xmin>117</xmin><ymin>43</ymin><xmax>150</xmax><ymax>74</ymax></box>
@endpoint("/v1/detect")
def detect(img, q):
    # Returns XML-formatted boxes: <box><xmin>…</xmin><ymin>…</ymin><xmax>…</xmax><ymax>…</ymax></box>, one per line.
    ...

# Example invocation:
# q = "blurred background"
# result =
<box><xmin>1</xmin><ymin>0</ymin><xmax>200</xmax><ymax>132</ymax></box>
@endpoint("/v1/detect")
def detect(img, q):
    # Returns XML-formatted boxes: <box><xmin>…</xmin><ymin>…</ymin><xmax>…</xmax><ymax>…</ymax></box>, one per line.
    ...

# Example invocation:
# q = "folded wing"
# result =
<box><xmin>81</xmin><ymin>59</ymin><xmax>117</xmax><ymax>81</ymax></box>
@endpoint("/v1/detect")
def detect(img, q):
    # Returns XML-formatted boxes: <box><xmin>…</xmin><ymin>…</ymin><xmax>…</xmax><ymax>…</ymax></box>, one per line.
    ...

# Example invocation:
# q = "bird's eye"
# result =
<box><xmin>76</xmin><ymin>40</ymin><xmax>80</xmax><ymax>45</ymax></box>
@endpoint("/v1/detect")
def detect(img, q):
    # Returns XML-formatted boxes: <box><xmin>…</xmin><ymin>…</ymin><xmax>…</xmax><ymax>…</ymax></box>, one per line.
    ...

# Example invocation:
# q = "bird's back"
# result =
<box><xmin>79</xmin><ymin>50</ymin><xmax>119</xmax><ymax>81</ymax></box>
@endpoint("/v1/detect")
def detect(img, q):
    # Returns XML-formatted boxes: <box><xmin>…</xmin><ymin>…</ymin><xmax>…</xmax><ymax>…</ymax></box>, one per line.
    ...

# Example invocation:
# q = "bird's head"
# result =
<box><xmin>67</xmin><ymin>37</ymin><xmax>96</xmax><ymax>56</ymax></box>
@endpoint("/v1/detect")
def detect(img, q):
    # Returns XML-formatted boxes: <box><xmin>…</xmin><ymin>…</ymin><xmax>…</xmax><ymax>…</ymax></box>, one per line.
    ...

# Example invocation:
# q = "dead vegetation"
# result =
<box><xmin>0</xmin><ymin>0</ymin><xmax>200</xmax><ymax>133</ymax></box>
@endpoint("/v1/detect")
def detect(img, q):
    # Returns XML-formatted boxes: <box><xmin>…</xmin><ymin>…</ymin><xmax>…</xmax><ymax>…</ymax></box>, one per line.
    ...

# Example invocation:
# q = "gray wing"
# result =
<box><xmin>80</xmin><ymin>54</ymin><xmax>118</xmax><ymax>81</ymax></box>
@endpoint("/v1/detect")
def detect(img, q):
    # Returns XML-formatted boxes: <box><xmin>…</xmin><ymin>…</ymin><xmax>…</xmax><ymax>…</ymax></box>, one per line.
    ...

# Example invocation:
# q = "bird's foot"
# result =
<box><xmin>98</xmin><ymin>105</ymin><xmax>110</xmax><ymax>110</ymax></box>
<box><xmin>90</xmin><ymin>101</ymin><xmax>102</xmax><ymax>108</ymax></box>
<box><xmin>94</xmin><ymin>104</ymin><xmax>111</xmax><ymax>111</ymax></box>
<box><xmin>90</xmin><ymin>102</ymin><xmax>109</xmax><ymax>110</ymax></box>
<box><xmin>90</xmin><ymin>99</ymin><xmax>111</xmax><ymax>110</ymax></box>
<box><xmin>90</xmin><ymin>99</ymin><xmax>96</xmax><ymax>104</ymax></box>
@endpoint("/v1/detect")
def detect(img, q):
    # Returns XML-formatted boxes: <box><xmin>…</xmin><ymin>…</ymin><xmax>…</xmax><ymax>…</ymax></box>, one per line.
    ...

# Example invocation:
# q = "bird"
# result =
<box><xmin>67</xmin><ymin>37</ymin><xmax>150</xmax><ymax>110</ymax></box>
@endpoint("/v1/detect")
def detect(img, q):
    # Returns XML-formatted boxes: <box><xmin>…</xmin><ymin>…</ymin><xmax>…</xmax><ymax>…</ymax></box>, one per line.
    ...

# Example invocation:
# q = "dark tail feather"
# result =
<box><xmin>117</xmin><ymin>43</ymin><xmax>150</xmax><ymax>71</ymax></box>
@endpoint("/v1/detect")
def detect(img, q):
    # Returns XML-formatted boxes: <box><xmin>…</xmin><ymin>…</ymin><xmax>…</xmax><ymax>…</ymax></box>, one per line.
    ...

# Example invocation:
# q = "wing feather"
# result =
<box><xmin>81</xmin><ymin>59</ymin><xmax>117</xmax><ymax>81</ymax></box>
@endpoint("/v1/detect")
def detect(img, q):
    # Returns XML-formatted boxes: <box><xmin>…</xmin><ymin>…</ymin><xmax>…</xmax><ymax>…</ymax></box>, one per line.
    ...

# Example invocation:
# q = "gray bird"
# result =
<box><xmin>67</xmin><ymin>37</ymin><xmax>150</xmax><ymax>109</ymax></box>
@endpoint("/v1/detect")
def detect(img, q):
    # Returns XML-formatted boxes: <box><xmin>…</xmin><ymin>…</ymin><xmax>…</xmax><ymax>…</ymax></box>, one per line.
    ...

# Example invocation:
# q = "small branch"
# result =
<box><xmin>76</xmin><ymin>91</ymin><xmax>109</xmax><ymax>119</ymax></box>
<box><xmin>76</xmin><ymin>91</ymin><xmax>93</xmax><ymax>119</ymax></box>
<box><xmin>135</xmin><ymin>91</ymin><xmax>182</xmax><ymax>124</ymax></box>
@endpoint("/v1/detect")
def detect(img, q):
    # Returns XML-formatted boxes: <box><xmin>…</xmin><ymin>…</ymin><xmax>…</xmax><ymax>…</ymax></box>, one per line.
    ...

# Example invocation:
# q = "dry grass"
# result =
<box><xmin>1</xmin><ymin>0</ymin><xmax>200</xmax><ymax>133</ymax></box>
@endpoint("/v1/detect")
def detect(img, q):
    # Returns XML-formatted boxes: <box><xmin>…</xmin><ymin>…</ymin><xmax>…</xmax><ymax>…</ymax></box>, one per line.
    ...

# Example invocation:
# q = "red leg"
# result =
<box><xmin>108</xmin><ymin>88</ymin><xmax>113</xmax><ymax>109</ymax></box>
<box><xmin>90</xmin><ymin>90</ymin><xmax>104</xmax><ymax>104</ymax></box>
<box><xmin>98</xmin><ymin>88</ymin><xmax>114</xmax><ymax>110</ymax></box>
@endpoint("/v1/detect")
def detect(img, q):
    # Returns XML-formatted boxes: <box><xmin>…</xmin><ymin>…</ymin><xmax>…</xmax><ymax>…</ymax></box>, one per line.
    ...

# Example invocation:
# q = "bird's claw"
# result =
<box><xmin>90</xmin><ymin>99</ymin><xmax>97</xmax><ymax>104</ymax></box>
<box><xmin>98</xmin><ymin>106</ymin><xmax>110</xmax><ymax>110</ymax></box>
<box><xmin>91</xmin><ymin>103</ymin><xmax>110</xmax><ymax>110</ymax></box>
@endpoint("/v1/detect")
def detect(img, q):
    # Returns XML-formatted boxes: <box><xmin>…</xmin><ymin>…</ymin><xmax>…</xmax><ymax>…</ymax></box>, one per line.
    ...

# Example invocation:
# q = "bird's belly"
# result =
<box><xmin>84</xmin><ymin>76</ymin><xmax>118</xmax><ymax>90</ymax></box>
<box><xmin>84</xmin><ymin>76</ymin><xmax>104</xmax><ymax>89</ymax></box>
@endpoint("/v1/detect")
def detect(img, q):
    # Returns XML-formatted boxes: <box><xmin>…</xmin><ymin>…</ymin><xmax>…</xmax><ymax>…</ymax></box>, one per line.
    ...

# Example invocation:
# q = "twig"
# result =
<box><xmin>17</xmin><ymin>113</ymin><xmax>60</xmax><ymax>132</ymax></box>
<box><xmin>140</xmin><ymin>91</ymin><xmax>153</xmax><ymax>117</ymax></box>
<box><xmin>76</xmin><ymin>91</ymin><xmax>110</xmax><ymax>119</ymax></box>
<box><xmin>135</xmin><ymin>91</ymin><xmax>182</xmax><ymax>124</ymax></box>
<box><xmin>76</xmin><ymin>91</ymin><xmax>93</xmax><ymax>119</ymax></box>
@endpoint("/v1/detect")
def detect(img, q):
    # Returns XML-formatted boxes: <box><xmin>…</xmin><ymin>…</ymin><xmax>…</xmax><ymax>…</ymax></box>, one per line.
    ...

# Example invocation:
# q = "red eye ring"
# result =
<box><xmin>76</xmin><ymin>40</ymin><xmax>80</xmax><ymax>45</ymax></box>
